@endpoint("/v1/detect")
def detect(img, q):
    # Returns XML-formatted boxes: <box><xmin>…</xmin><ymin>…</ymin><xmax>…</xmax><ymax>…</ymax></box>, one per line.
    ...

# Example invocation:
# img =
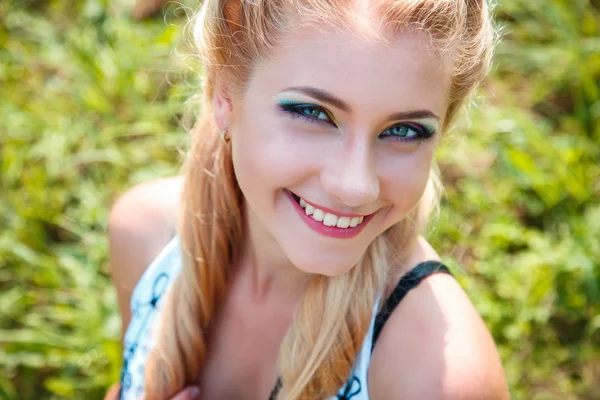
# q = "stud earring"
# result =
<box><xmin>220</xmin><ymin>128</ymin><xmax>231</xmax><ymax>144</ymax></box>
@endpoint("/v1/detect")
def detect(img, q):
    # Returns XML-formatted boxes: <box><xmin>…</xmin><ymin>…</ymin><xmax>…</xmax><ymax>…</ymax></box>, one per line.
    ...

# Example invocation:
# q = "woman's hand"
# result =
<box><xmin>167</xmin><ymin>387</ymin><xmax>201</xmax><ymax>400</ymax></box>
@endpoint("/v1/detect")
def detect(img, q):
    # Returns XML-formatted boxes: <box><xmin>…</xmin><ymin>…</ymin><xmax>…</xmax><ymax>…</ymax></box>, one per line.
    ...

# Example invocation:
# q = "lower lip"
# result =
<box><xmin>285</xmin><ymin>190</ymin><xmax>374</xmax><ymax>239</ymax></box>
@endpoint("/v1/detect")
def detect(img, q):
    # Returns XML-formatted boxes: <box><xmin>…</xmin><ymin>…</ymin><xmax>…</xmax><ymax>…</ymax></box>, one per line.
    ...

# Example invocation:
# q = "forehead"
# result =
<box><xmin>249</xmin><ymin>25</ymin><xmax>452</xmax><ymax>119</ymax></box>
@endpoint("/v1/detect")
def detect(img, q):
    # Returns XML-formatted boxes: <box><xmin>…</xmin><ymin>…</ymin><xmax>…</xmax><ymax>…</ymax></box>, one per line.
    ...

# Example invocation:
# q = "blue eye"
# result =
<box><xmin>278</xmin><ymin>102</ymin><xmax>335</xmax><ymax>126</ymax></box>
<box><xmin>380</xmin><ymin>123</ymin><xmax>435</xmax><ymax>143</ymax></box>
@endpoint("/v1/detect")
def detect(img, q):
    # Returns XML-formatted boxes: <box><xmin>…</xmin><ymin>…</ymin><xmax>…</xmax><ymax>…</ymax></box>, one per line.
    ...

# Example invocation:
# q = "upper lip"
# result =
<box><xmin>292</xmin><ymin>191</ymin><xmax>370</xmax><ymax>218</ymax></box>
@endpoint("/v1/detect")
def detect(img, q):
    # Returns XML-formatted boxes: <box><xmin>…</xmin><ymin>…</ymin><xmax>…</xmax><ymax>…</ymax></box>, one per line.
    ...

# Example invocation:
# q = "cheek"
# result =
<box><xmin>380</xmin><ymin>152</ymin><xmax>434</xmax><ymax>221</ymax></box>
<box><xmin>230</xmin><ymin>106</ymin><xmax>314</xmax><ymax>201</ymax></box>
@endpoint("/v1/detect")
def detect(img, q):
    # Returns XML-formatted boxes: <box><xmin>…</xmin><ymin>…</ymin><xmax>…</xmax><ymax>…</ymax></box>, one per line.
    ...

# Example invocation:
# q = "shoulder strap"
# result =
<box><xmin>371</xmin><ymin>261</ymin><xmax>452</xmax><ymax>351</ymax></box>
<box><xmin>269</xmin><ymin>378</ymin><xmax>282</xmax><ymax>400</ymax></box>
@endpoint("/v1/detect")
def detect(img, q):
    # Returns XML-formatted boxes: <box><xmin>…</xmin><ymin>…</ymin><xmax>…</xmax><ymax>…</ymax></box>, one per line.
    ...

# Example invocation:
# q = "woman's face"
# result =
<box><xmin>221</xmin><ymin>26</ymin><xmax>451</xmax><ymax>276</ymax></box>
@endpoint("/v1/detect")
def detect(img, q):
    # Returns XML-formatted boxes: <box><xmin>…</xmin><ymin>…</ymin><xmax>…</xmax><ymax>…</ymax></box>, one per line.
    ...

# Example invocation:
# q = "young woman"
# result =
<box><xmin>107</xmin><ymin>0</ymin><xmax>509</xmax><ymax>399</ymax></box>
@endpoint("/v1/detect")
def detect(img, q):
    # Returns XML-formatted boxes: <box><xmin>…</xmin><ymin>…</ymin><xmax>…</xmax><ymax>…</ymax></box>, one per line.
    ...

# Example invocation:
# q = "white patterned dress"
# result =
<box><xmin>119</xmin><ymin>236</ymin><xmax>379</xmax><ymax>400</ymax></box>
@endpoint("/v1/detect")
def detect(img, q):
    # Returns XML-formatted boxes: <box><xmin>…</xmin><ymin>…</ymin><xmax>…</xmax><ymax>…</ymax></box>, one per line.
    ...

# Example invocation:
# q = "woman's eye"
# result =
<box><xmin>297</xmin><ymin>106</ymin><xmax>330</xmax><ymax>121</ymax></box>
<box><xmin>380</xmin><ymin>123</ymin><xmax>434</xmax><ymax>142</ymax></box>
<box><xmin>279</xmin><ymin>103</ymin><xmax>334</xmax><ymax>125</ymax></box>
<box><xmin>384</xmin><ymin>125</ymin><xmax>416</xmax><ymax>138</ymax></box>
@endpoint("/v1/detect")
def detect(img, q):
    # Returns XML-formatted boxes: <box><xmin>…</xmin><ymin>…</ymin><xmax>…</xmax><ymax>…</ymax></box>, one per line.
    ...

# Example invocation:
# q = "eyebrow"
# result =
<box><xmin>388</xmin><ymin>110</ymin><xmax>440</xmax><ymax>121</ymax></box>
<box><xmin>283</xmin><ymin>86</ymin><xmax>440</xmax><ymax>121</ymax></box>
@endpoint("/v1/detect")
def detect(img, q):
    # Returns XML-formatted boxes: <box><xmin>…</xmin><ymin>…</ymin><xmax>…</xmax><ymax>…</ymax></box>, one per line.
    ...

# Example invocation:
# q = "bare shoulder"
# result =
<box><xmin>368</xmin><ymin>236</ymin><xmax>509</xmax><ymax>399</ymax></box>
<box><xmin>108</xmin><ymin>176</ymin><xmax>183</xmax><ymax>340</ymax></box>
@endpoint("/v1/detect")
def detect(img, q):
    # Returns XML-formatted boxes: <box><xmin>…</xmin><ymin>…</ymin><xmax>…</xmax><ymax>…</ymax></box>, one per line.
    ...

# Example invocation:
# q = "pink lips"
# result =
<box><xmin>286</xmin><ymin>190</ymin><xmax>373</xmax><ymax>239</ymax></box>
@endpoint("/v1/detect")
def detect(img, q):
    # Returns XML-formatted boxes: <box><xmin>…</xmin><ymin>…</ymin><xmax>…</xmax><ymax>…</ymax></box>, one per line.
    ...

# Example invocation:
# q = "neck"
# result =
<box><xmin>234</xmin><ymin>204</ymin><xmax>312</xmax><ymax>302</ymax></box>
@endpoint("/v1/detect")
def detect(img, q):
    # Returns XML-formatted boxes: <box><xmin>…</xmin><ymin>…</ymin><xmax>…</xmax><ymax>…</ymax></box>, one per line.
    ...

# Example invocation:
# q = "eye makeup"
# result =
<box><xmin>276</xmin><ymin>96</ymin><xmax>437</xmax><ymax>144</ymax></box>
<box><xmin>277</xmin><ymin>99</ymin><xmax>338</xmax><ymax>127</ymax></box>
<box><xmin>379</xmin><ymin>121</ymin><xmax>437</xmax><ymax>144</ymax></box>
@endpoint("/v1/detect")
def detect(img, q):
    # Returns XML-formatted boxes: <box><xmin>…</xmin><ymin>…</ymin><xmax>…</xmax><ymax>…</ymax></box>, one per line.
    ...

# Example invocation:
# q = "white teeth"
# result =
<box><xmin>295</xmin><ymin>195</ymin><xmax>366</xmax><ymax>229</ymax></box>
<box><xmin>323</xmin><ymin>213</ymin><xmax>338</xmax><ymax>227</ymax></box>
<box><xmin>312</xmin><ymin>208</ymin><xmax>324</xmax><ymax>222</ymax></box>
<box><xmin>305</xmin><ymin>204</ymin><xmax>314</xmax><ymax>216</ymax></box>
<box><xmin>337</xmin><ymin>217</ymin><xmax>351</xmax><ymax>228</ymax></box>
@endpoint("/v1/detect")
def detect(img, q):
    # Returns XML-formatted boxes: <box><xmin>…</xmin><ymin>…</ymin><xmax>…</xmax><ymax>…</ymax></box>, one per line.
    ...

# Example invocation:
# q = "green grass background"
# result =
<box><xmin>1</xmin><ymin>0</ymin><xmax>599</xmax><ymax>399</ymax></box>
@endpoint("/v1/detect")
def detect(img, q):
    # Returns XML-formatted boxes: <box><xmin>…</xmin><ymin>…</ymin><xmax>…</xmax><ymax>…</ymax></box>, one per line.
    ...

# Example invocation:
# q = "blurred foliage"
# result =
<box><xmin>0</xmin><ymin>0</ymin><xmax>598</xmax><ymax>399</ymax></box>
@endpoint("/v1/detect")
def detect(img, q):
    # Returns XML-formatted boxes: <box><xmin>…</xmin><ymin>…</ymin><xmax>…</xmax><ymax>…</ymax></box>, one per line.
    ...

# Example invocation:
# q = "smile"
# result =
<box><xmin>286</xmin><ymin>190</ymin><xmax>373</xmax><ymax>239</ymax></box>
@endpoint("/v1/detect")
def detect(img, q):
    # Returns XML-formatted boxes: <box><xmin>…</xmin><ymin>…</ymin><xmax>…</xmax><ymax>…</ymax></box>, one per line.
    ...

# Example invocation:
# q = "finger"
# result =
<box><xmin>169</xmin><ymin>387</ymin><xmax>200</xmax><ymax>400</ymax></box>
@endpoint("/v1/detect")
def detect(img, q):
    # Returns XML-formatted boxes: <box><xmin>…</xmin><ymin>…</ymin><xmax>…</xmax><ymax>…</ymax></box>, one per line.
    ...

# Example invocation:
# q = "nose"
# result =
<box><xmin>320</xmin><ymin>139</ymin><xmax>380</xmax><ymax>208</ymax></box>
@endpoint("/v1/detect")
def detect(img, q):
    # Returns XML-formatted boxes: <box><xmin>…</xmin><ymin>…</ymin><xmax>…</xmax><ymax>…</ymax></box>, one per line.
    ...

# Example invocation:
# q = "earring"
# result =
<box><xmin>220</xmin><ymin>128</ymin><xmax>231</xmax><ymax>144</ymax></box>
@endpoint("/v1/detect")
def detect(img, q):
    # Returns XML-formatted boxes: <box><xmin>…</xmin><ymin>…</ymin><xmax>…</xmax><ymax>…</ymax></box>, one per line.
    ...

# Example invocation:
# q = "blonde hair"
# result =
<box><xmin>144</xmin><ymin>1</ymin><xmax>495</xmax><ymax>399</ymax></box>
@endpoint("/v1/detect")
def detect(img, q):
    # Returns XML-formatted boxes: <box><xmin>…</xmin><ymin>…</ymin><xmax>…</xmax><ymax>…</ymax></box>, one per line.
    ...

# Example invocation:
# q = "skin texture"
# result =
<box><xmin>107</xmin><ymin>24</ymin><xmax>509</xmax><ymax>400</ymax></box>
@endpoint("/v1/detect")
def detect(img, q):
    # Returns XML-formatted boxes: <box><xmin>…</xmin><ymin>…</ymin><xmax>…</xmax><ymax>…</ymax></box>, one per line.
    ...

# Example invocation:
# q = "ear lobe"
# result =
<box><xmin>213</xmin><ymin>84</ymin><xmax>233</xmax><ymax>131</ymax></box>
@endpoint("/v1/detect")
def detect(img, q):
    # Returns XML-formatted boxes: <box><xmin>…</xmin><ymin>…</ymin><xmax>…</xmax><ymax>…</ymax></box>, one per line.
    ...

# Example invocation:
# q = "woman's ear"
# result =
<box><xmin>213</xmin><ymin>83</ymin><xmax>233</xmax><ymax>131</ymax></box>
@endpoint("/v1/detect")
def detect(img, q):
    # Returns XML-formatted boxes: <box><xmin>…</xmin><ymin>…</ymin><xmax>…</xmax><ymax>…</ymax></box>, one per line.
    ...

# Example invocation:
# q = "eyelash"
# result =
<box><xmin>278</xmin><ymin>102</ymin><xmax>436</xmax><ymax>143</ymax></box>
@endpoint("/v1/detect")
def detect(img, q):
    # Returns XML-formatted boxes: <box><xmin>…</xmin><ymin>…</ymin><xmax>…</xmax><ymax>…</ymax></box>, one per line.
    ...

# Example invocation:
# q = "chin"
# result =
<box><xmin>286</xmin><ymin>248</ymin><xmax>363</xmax><ymax>277</ymax></box>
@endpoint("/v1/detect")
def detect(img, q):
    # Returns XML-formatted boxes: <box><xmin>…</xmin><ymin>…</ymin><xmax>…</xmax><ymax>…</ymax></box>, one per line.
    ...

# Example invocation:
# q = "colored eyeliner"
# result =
<box><xmin>278</xmin><ymin>100</ymin><xmax>436</xmax><ymax>144</ymax></box>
